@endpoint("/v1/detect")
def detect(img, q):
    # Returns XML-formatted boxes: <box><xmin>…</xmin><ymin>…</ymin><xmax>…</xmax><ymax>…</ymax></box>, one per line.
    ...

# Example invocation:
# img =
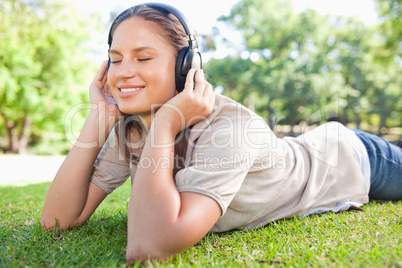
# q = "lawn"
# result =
<box><xmin>1</xmin><ymin>180</ymin><xmax>401</xmax><ymax>267</ymax></box>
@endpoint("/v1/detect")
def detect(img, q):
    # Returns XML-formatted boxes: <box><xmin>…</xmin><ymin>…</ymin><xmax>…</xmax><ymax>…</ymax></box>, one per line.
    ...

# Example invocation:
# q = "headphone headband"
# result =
<box><xmin>108</xmin><ymin>3</ymin><xmax>198</xmax><ymax>50</ymax></box>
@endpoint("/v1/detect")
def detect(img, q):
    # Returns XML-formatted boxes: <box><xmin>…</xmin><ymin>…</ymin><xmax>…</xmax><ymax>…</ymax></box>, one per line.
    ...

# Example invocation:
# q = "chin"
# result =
<box><xmin>117</xmin><ymin>104</ymin><xmax>153</xmax><ymax>117</ymax></box>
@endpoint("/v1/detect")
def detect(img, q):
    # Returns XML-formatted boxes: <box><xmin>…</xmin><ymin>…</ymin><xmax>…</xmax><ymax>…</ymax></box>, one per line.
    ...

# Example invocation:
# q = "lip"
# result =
<box><xmin>117</xmin><ymin>85</ymin><xmax>145</xmax><ymax>98</ymax></box>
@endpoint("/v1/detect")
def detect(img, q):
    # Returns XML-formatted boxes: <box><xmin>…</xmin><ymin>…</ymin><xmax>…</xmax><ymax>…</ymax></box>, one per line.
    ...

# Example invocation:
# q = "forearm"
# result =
<box><xmin>41</xmin><ymin>110</ymin><xmax>115</xmax><ymax>229</ymax></box>
<box><xmin>126</xmin><ymin>69</ymin><xmax>218</xmax><ymax>261</ymax></box>
<box><xmin>127</xmin><ymin>120</ymin><xmax>190</xmax><ymax>258</ymax></box>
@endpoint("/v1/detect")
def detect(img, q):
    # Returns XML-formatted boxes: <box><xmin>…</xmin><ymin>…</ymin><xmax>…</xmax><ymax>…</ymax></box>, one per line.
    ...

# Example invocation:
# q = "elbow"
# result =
<box><xmin>40</xmin><ymin>216</ymin><xmax>58</xmax><ymax>231</ymax></box>
<box><xmin>125</xmin><ymin>242</ymin><xmax>181</xmax><ymax>263</ymax></box>
<box><xmin>40</xmin><ymin>215</ymin><xmax>76</xmax><ymax>231</ymax></box>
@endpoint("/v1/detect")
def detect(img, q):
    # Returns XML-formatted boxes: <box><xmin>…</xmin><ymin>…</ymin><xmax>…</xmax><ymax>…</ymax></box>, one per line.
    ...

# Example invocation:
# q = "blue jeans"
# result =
<box><xmin>350</xmin><ymin>129</ymin><xmax>402</xmax><ymax>201</ymax></box>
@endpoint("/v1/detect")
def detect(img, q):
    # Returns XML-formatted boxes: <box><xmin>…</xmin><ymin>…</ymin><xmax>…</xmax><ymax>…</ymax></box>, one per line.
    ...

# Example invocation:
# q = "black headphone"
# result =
<box><xmin>107</xmin><ymin>2</ymin><xmax>202</xmax><ymax>92</ymax></box>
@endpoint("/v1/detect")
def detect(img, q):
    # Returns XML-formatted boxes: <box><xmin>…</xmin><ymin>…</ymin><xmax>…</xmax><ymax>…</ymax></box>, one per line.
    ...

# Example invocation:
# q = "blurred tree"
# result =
<box><xmin>206</xmin><ymin>56</ymin><xmax>254</xmax><ymax>102</ymax></box>
<box><xmin>366</xmin><ymin>62</ymin><xmax>402</xmax><ymax>134</ymax></box>
<box><xmin>372</xmin><ymin>0</ymin><xmax>402</xmax><ymax>133</ymax></box>
<box><xmin>321</xmin><ymin>17</ymin><xmax>373</xmax><ymax>128</ymax></box>
<box><xmin>0</xmin><ymin>0</ymin><xmax>98</xmax><ymax>154</ymax></box>
<box><xmin>374</xmin><ymin>0</ymin><xmax>402</xmax><ymax>58</ymax></box>
<box><xmin>212</xmin><ymin>0</ymin><xmax>340</xmax><ymax>129</ymax></box>
<box><xmin>208</xmin><ymin>0</ymin><xmax>401</xmax><ymax>135</ymax></box>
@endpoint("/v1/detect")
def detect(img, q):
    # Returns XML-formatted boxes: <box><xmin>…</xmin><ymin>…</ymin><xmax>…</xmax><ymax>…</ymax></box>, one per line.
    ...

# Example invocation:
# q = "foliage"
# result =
<box><xmin>372</xmin><ymin>0</ymin><xmax>402</xmax><ymax>133</ymax></box>
<box><xmin>0</xmin><ymin>0</ymin><xmax>99</xmax><ymax>154</ymax></box>
<box><xmin>1</xmin><ymin>180</ymin><xmax>401</xmax><ymax>267</ymax></box>
<box><xmin>207</xmin><ymin>0</ymin><xmax>402</xmax><ymax>133</ymax></box>
<box><xmin>374</xmin><ymin>0</ymin><xmax>402</xmax><ymax>58</ymax></box>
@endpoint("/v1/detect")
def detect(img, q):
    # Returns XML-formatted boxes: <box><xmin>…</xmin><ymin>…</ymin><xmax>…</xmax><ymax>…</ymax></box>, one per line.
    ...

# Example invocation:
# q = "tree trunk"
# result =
<box><xmin>267</xmin><ymin>98</ymin><xmax>276</xmax><ymax>130</ymax></box>
<box><xmin>10</xmin><ymin>128</ymin><xmax>20</xmax><ymax>154</ymax></box>
<box><xmin>353</xmin><ymin>67</ymin><xmax>361</xmax><ymax>129</ymax></box>
<box><xmin>18</xmin><ymin>116</ymin><xmax>32</xmax><ymax>154</ymax></box>
<box><xmin>0</xmin><ymin>109</ymin><xmax>30</xmax><ymax>154</ymax></box>
<box><xmin>0</xmin><ymin>109</ymin><xmax>17</xmax><ymax>153</ymax></box>
<box><xmin>290</xmin><ymin>122</ymin><xmax>296</xmax><ymax>136</ymax></box>
<box><xmin>378</xmin><ymin>88</ymin><xmax>387</xmax><ymax>136</ymax></box>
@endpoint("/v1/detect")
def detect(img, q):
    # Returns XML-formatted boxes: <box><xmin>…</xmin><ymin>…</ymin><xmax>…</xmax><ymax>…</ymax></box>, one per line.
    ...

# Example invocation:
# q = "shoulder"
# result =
<box><xmin>187</xmin><ymin>94</ymin><xmax>273</xmax><ymax>154</ymax></box>
<box><xmin>192</xmin><ymin>94</ymin><xmax>269</xmax><ymax>133</ymax></box>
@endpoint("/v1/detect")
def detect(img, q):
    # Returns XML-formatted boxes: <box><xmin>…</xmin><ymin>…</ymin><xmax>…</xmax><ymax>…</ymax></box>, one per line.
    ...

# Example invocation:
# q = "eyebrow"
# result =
<box><xmin>108</xmin><ymin>46</ymin><xmax>157</xmax><ymax>55</ymax></box>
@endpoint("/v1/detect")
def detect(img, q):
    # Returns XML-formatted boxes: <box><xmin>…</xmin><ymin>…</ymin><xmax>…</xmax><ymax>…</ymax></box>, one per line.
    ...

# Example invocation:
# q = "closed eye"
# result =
<box><xmin>138</xmin><ymin>58</ymin><xmax>152</xmax><ymax>62</ymax></box>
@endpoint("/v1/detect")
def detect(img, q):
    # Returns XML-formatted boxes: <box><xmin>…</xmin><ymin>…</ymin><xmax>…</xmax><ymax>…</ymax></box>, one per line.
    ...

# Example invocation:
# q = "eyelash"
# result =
<box><xmin>110</xmin><ymin>58</ymin><xmax>151</xmax><ymax>64</ymax></box>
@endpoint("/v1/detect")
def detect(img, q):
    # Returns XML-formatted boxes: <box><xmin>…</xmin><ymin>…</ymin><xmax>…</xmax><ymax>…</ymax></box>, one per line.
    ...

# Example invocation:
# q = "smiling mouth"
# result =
<box><xmin>120</xmin><ymin>87</ymin><xmax>143</xmax><ymax>93</ymax></box>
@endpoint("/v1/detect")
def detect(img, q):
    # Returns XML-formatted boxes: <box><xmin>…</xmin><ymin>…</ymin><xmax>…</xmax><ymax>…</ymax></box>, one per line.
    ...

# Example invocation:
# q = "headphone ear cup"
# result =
<box><xmin>175</xmin><ymin>47</ymin><xmax>202</xmax><ymax>92</ymax></box>
<box><xmin>175</xmin><ymin>47</ymin><xmax>190</xmax><ymax>92</ymax></box>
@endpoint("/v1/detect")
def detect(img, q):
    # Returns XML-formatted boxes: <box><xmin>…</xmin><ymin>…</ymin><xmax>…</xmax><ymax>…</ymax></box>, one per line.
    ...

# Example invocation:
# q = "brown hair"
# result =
<box><xmin>108</xmin><ymin>5</ymin><xmax>188</xmax><ymax>58</ymax></box>
<box><xmin>109</xmin><ymin>5</ymin><xmax>190</xmax><ymax>176</ymax></box>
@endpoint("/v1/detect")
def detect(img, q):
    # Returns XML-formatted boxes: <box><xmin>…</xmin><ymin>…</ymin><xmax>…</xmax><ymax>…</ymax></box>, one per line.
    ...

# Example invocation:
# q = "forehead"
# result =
<box><xmin>111</xmin><ymin>17</ymin><xmax>169</xmax><ymax>49</ymax></box>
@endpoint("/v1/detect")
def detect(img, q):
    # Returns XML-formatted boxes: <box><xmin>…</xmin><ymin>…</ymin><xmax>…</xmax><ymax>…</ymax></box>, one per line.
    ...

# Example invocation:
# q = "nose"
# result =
<box><xmin>115</xmin><ymin>57</ymin><xmax>137</xmax><ymax>79</ymax></box>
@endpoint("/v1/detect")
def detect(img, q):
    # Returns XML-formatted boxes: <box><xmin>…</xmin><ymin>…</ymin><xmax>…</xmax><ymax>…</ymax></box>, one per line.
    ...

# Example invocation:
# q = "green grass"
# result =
<box><xmin>1</xmin><ymin>180</ymin><xmax>401</xmax><ymax>267</ymax></box>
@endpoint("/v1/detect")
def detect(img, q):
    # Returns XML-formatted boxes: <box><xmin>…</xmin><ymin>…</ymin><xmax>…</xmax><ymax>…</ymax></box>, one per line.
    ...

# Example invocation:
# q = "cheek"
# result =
<box><xmin>152</xmin><ymin>79</ymin><xmax>176</xmax><ymax>101</ymax></box>
<box><xmin>152</xmin><ymin>61</ymin><xmax>177</xmax><ymax>96</ymax></box>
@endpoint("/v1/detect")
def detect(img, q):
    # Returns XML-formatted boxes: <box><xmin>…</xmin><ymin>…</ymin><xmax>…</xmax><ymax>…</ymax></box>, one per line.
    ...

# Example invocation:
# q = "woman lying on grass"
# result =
<box><xmin>41</xmin><ymin>3</ymin><xmax>402</xmax><ymax>263</ymax></box>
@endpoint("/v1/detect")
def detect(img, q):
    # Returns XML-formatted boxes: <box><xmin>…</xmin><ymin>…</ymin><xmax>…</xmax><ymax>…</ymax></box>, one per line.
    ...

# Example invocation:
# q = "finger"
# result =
<box><xmin>94</xmin><ymin>61</ymin><xmax>108</xmax><ymax>82</ymax></box>
<box><xmin>202</xmin><ymin>80</ymin><xmax>213</xmax><ymax>99</ymax></box>
<box><xmin>101</xmin><ymin>83</ymin><xmax>111</xmax><ymax>97</ymax></box>
<box><xmin>202</xmin><ymin>81</ymin><xmax>213</xmax><ymax>98</ymax></box>
<box><xmin>183</xmin><ymin>68</ymin><xmax>195</xmax><ymax>93</ymax></box>
<box><xmin>101</xmin><ymin>68</ymin><xmax>108</xmax><ymax>85</ymax></box>
<box><xmin>193</xmin><ymin>69</ymin><xmax>206</xmax><ymax>97</ymax></box>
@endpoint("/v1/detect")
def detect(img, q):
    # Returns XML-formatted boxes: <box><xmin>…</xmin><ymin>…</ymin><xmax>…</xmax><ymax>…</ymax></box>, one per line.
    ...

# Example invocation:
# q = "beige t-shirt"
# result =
<box><xmin>90</xmin><ymin>94</ymin><xmax>369</xmax><ymax>232</ymax></box>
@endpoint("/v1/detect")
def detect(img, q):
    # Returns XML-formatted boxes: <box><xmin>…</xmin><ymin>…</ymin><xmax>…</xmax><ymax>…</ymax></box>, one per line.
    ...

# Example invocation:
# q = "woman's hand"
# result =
<box><xmin>155</xmin><ymin>69</ymin><xmax>215</xmax><ymax>135</ymax></box>
<box><xmin>89</xmin><ymin>61</ymin><xmax>122</xmax><ymax>121</ymax></box>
